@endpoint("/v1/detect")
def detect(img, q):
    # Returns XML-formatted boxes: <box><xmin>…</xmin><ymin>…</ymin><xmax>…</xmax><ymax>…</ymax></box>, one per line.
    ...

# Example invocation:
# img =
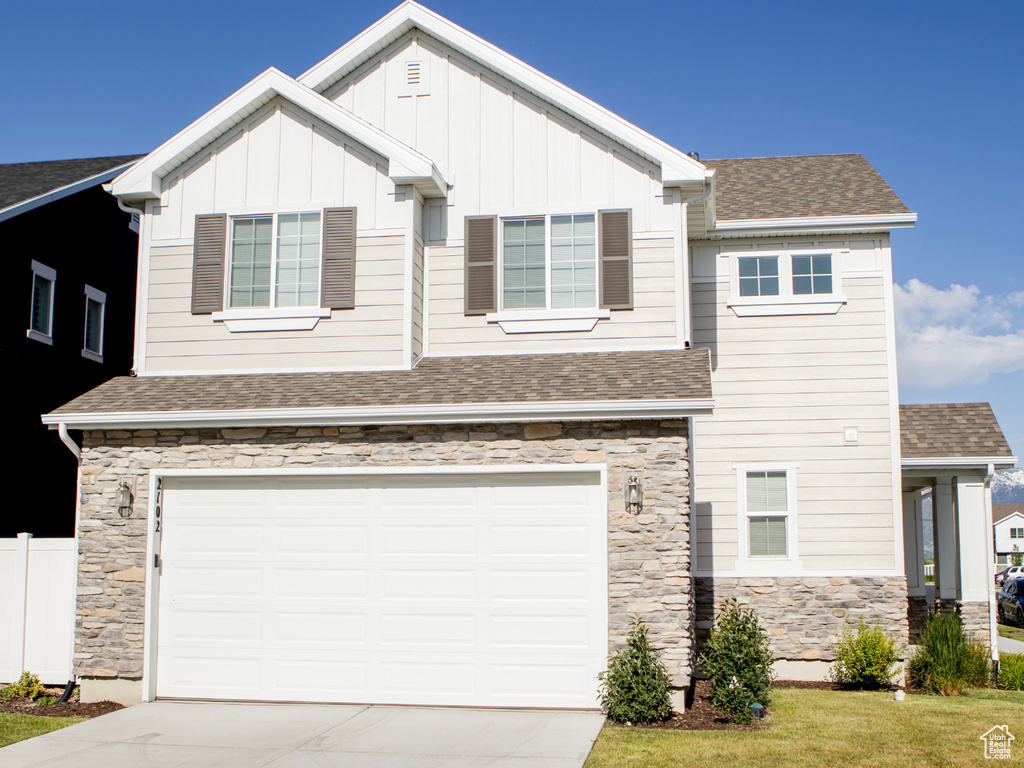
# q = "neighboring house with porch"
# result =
<box><xmin>40</xmin><ymin>2</ymin><xmax>1013</xmax><ymax>707</ymax></box>
<box><xmin>994</xmin><ymin>504</ymin><xmax>1024</xmax><ymax>567</ymax></box>
<box><xmin>0</xmin><ymin>155</ymin><xmax>141</xmax><ymax>539</ymax></box>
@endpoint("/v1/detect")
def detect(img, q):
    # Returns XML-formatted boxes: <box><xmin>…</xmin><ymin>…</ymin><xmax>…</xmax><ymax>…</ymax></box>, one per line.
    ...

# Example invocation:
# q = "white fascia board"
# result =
<box><xmin>0</xmin><ymin>162</ymin><xmax>135</xmax><ymax>225</ymax></box>
<box><xmin>902</xmin><ymin>456</ymin><xmax>1018</xmax><ymax>470</ymax></box>
<box><xmin>298</xmin><ymin>1</ymin><xmax>705</xmax><ymax>186</ymax></box>
<box><xmin>43</xmin><ymin>397</ymin><xmax>714</xmax><ymax>430</ymax></box>
<box><xmin>111</xmin><ymin>68</ymin><xmax>448</xmax><ymax>202</ymax></box>
<box><xmin>712</xmin><ymin>212</ymin><xmax>918</xmax><ymax>235</ymax></box>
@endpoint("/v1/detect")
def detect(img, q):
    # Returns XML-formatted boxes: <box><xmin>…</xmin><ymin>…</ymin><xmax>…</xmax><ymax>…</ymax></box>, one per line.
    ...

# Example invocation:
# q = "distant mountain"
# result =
<box><xmin>993</xmin><ymin>469</ymin><xmax>1024</xmax><ymax>503</ymax></box>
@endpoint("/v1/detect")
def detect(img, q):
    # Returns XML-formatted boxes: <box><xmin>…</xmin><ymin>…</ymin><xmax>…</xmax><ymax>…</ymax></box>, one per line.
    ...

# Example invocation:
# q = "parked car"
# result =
<box><xmin>997</xmin><ymin>565</ymin><xmax>1024</xmax><ymax>586</ymax></box>
<box><xmin>997</xmin><ymin>577</ymin><xmax>1024</xmax><ymax>626</ymax></box>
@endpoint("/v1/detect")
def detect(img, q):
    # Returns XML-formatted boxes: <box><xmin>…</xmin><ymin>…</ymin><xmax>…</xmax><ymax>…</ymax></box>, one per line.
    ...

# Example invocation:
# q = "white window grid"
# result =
<box><xmin>227</xmin><ymin>212</ymin><xmax>322</xmax><ymax>310</ymax></box>
<box><xmin>27</xmin><ymin>260</ymin><xmax>56</xmax><ymax>345</ymax></box>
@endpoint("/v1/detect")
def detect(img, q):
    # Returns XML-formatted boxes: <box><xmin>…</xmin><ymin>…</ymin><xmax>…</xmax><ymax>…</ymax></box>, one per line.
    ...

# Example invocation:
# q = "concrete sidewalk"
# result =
<box><xmin>998</xmin><ymin>633</ymin><xmax>1024</xmax><ymax>655</ymax></box>
<box><xmin>0</xmin><ymin>700</ymin><xmax>606</xmax><ymax>767</ymax></box>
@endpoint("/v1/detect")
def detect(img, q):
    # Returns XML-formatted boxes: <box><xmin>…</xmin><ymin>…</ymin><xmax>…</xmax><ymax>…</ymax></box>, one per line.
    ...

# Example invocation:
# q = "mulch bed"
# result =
<box><xmin>0</xmin><ymin>685</ymin><xmax>124</xmax><ymax>719</ymax></box>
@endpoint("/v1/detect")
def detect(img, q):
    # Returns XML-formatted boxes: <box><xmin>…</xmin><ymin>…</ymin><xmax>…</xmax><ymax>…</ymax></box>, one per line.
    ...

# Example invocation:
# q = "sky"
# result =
<box><xmin>3</xmin><ymin>0</ymin><xmax>1021</xmax><ymax>458</ymax></box>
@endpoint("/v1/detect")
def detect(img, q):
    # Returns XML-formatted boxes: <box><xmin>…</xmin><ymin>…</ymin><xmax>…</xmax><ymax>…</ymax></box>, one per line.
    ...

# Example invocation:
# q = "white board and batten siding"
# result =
<box><xmin>323</xmin><ymin>31</ymin><xmax>686</xmax><ymax>356</ymax></box>
<box><xmin>143</xmin><ymin>97</ymin><xmax>413</xmax><ymax>374</ymax></box>
<box><xmin>0</xmin><ymin>537</ymin><xmax>76</xmax><ymax>684</ymax></box>
<box><xmin>153</xmin><ymin>471</ymin><xmax>607</xmax><ymax>708</ymax></box>
<box><xmin>690</xmin><ymin>236</ymin><xmax>899</xmax><ymax>575</ymax></box>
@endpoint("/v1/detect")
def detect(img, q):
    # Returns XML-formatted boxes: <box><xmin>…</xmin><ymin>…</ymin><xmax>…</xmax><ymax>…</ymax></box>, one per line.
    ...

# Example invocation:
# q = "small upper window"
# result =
<box><xmin>82</xmin><ymin>285</ymin><xmax>106</xmax><ymax>362</ymax></box>
<box><xmin>1012</xmin><ymin>528</ymin><xmax>1024</xmax><ymax>539</ymax></box>
<box><xmin>792</xmin><ymin>254</ymin><xmax>832</xmax><ymax>295</ymax></box>
<box><xmin>229</xmin><ymin>212</ymin><xmax>321</xmax><ymax>309</ymax></box>
<box><xmin>738</xmin><ymin>256</ymin><xmax>779</xmax><ymax>297</ymax></box>
<box><xmin>501</xmin><ymin>214</ymin><xmax>596</xmax><ymax>311</ymax></box>
<box><xmin>28</xmin><ymin>260</ymin><xmax>56</xmax><ymax>344</ymax></box>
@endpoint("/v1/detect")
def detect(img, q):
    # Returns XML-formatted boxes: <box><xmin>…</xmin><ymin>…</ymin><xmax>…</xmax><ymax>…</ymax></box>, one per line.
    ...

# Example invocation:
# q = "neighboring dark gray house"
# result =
<box><xmin>1</xmin><ymin>155</ymin><xmax>141</xmax><ymax>538</ymax></box>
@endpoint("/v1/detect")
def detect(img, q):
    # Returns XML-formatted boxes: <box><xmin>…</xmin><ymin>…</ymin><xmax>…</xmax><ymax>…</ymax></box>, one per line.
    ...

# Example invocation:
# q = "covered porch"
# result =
<box><xmin>900</xmin><ymin>404</ymin><xmax>1017</xmax><ymax>656</ymax></box>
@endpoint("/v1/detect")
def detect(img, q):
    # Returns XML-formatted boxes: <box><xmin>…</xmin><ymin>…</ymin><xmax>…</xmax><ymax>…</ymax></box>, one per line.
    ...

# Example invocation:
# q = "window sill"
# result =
<box><xmin>81</xmin><ymin>349</ymin><xmax>103</xmax><ymax>364</ymax></box>
<box><xmin>212</xmin><ymin>307</ymin><xmax>331</xmax><ymax>332</ymax></box>
<box><xmin>485</xmin><ymin>309</ymin><xmax>610</xmax><ymax>334</ymax></box>
<box><xmin>26</xmin><ymin>329</ymin><xmax>53</xmax><ymax>346</ymax></box>
<box><xmin>728</xmin><ymin>296</ymin><xmax>846</xmax><ymax>317</ymax></box>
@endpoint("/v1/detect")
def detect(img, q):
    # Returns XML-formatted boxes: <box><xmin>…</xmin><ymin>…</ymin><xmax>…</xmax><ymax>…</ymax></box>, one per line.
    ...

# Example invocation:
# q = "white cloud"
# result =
<box><xmin>894</xmin><ymin>279</ymin><xmax>1024</xmax><ymax>388</ymax></box>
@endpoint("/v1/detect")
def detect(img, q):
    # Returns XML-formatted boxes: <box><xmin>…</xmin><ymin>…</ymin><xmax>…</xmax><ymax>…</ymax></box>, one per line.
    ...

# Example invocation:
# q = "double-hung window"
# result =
<box><xmin>501</xmin><ymin>214</ymin><xmax>596</xmax><ymax>310</ymax></box>
<box><xmin>28</xmin><ymin>260</ymin><xmax>56</xmax><ymax>344</ymax></box>
<box><xmin>745</xmin><ymin>470</ymin><xmax>789</xmax><ymax>558</ymax></box>
<box><xmin>728</xmin><ymin>249</ymin><xmax>845</xmax><ymax>316</ymax></box>
<box><xmin>82</xmin><ymin>285</ymin><xmax>106</xmax><ymax>362</ymax></box>
<box><xmin>229</xmin><ymin>212</ymin><xmax>321</xmax><ymax>309</ymax></box>
<box><xmin>1012</xmin><ymin>528</ymin><xmax>1024</xmax><ymax>539</ymax></box>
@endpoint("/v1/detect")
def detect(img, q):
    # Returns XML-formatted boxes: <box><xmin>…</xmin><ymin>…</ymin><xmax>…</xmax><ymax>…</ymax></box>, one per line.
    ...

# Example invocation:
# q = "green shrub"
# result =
<box><xmin>2</xmin><ymin>672</ymin><xmax>45</xmax><ymax>700</ymax></box>
<box><xmin>908</xmin><ymin>612</ymin><xmax>990</xmax><ymax>695</ymax></box>
<box><xmin>998</xmin><ymin>653</ymin><xmax>1024</xmax><ymax>691</ymax></box>
<box><xmin>697</xmin><ymin>598</ymin><xmax>774</xmax><ymax>724</ymax></box>
<box><xmin>598</xmin><ymin>616</ymin><xmax>674</xmax><ymax>723</ymax></box>
<box><xmin>35</xmin><ymin>695</ymin><xmax>56</xmax><ymax>706</ymax></box>
<box><xmin>829</xmin><ymin>620</ymin><xmax>903</xmax><ymax>689</ymax></box>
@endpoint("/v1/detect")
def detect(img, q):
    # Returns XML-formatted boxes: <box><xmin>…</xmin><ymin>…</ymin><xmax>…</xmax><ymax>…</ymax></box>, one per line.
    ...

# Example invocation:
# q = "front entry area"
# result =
<box><xmin>152</xmin><ymin>469</ymin><xmax>608</xmax><ymax>709</ymax></box>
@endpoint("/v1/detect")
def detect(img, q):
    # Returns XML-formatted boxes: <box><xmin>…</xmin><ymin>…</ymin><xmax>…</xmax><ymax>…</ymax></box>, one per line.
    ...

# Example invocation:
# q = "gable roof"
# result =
<box><xmin>704</xmin><ymin>154</ymin><xmax>913</xmax><ymax>224</ymax></box>
<box><xmin>900</xmin><ymin>403</ymin><xmax>1015</xmax><ymax>463</ymax></box>
<box><xmin>298</xmin><ymin>1</ymin><xmax>707</xmax><ymax>187</ymax></box>
<box><xmin>0</xmin><ymin>155</ymin><xmax>141</xmax><ymax>223</ymax></box>
<box><xmin>111</xmin><ymin>68</ymin><xmax>448</xmax><ymax>203</ymax></box>
<box><xmin>43</xmin><ymin>349</ymin><xmax>713</xmax><ymax>429</ymax></box>
<box><xmin>994</xmin><ymin>505</ymin><xmax>1024</xmax><ymax>525</ymax></box>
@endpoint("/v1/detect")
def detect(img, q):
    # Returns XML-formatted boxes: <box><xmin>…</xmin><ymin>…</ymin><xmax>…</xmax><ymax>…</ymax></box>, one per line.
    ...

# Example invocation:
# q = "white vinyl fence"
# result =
<box><xmin>0</xmin><ymin>534</ymin><xmax>76</xmax><ymax>684</ymax></box>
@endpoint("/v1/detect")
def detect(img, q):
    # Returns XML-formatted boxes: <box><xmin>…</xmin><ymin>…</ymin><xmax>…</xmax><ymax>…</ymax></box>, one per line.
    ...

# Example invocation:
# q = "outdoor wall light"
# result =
<box><xmin>116</xmin><ymin>479</ymin><xmax>134</xmax><ymax>518</ymax></box>
<box><xmin>626</xmin><ymin>474</ymin><xmax>644</xmax><ymax>514</ymax></box>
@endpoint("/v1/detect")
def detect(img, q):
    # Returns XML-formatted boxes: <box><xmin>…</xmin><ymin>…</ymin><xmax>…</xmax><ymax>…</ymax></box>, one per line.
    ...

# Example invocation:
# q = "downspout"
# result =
<box><xmin>679</xmin><ymin>182</ymin><xmax>713</xmax><ymax>351</ymax></box>
<box><xmin>57</xmin><ymin>424</ymin><xmax>81</xmax><ymax>699</ymax></box>
<box><xmin>984</xmin><ymin>463</ymin><xmax>999</xmax><ymax>668</ymax></box>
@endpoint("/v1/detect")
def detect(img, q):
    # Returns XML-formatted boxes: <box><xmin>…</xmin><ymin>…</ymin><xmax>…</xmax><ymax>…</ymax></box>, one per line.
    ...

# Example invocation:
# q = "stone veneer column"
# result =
<box><xmin>74</xmin><ymin>420</ymin><xmax>695</xmax><ymax>700</ymax></box>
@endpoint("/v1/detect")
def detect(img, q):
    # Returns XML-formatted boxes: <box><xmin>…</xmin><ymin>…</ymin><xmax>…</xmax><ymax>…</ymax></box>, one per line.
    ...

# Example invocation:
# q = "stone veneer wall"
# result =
<box><xmin>937</xmin><ymin>599</ymin><xmax>992</xmax><ymax>648</ymax></box>
<box><xmin>75</xmin><ymin>421</ymin><xmax>694</xmax><ymax>687</ymax></box>
<box><xmin>695</xmin><ymin>577</ymin><xmax>909</xmax><ymax>661</ymax></box>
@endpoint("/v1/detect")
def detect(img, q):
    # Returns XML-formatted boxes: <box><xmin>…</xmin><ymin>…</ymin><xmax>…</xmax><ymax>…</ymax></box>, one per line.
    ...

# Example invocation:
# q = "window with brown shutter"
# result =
<box><xmin>322</xmin><ymin>207</ymin><xmax>357</xmax><ymax>310</ymax></box>
<box><xmin>464</xmin><ymin>215</ymin><xmax>497</xmax><ymax>315</ymax></box>
<box><xmin>191</xmin><ymin>214</ymin><xmax>226</xmax><ymax>314</ymax></box>
<box><xmin>598</xmin><ymin>209</ymin><xmax>633</xmax><ymax>310</ymax></box>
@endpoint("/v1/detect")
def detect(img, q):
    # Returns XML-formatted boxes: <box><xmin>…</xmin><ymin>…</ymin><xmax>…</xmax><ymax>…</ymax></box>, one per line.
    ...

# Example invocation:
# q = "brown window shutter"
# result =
<box><xmin>322</xmin><ymin>207</ymin><xmax>357</xmax><ymax>310</ymax></box>
<box><xmin>191</xmin><ymin>214</ymin><xmax>226</xmax><ymax>314</ymax></box>
<box><xmin>599</xmin><ymin>209</ymin><xmax>633</xmax><ymax>310</ymax></box>
<box><xmin>464</xmin><ymin>215</ymin><xmax>497</xmax><ymax>315</ymax></box>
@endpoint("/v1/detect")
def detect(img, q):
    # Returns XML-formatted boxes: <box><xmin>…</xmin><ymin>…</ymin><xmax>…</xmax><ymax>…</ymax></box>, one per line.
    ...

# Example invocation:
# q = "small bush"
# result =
<box><xmin>829</xmin><ymin>620</ymin><xmax>903</xmax><ymax>689</ymax></box>
<box><xmin>35</xmin><ymin>695</ymin><xmax>56</xmax><ymax>706</ymax></box>
<box><xmin>2</xmin><ymin>672</ymin><xmax>45</xmax><ymax>700</ymax></box>
<box><xmin>598</xmin><ymin>616</ymin><xmax>674</xmax><ymax>723</ymax></box>
<box><xmin>697</xmin><ymin>598</ymin><xmax>774</xmax><ymax>724</ymax></box>
<box><xmin>998</xmin><ymin>653</ymin><xmax>1024</xmax><ymax>691</ymax></box>
<box><xmin>908</xmin><ymin>612</ymin><xmax>990</xmax><ymax>695</ymax></box>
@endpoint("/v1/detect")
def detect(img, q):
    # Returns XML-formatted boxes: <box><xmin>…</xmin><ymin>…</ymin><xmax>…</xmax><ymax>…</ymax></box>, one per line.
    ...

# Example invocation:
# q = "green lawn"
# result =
<box><xmin>999</xmin><ymin>623</ymin><xmax>1024</xmax><ymax>643</ymax></box>
<box><xmin>585</xmin><ymin>687</ymin><xmax>1024</xmax><ymax>768</ymax></box>
<box><xmin>0</xmin><ymin>713</ymin><xmax>84</xmax><ymax>749</ymax></box>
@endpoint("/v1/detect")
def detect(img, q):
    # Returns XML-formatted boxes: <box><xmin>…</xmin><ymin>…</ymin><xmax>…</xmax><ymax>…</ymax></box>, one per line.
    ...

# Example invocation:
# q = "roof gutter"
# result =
<box><xmin>901</xmin><ymin>456</ymin><xmax>1018</xmax><ymax>469</ymax></box>
<box><xmin>42</xmin><ymin>397</ymin><xmax>715</xmax><ymax>431</ymax></box>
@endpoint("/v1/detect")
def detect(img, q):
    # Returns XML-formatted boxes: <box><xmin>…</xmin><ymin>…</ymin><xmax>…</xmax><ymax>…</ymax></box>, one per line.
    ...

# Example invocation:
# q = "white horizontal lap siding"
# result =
<box><xmin>691</xmin><ymin>236</ymin><xmax>897</xmax><ymax>575</ymax></box>
<box><xmin>155</xmin><ymin>472</ymin><xmax>607</xmax><ymax>708</ymax></box>
<box><xmin>143</xmin><ymin>236</ymin><xmax>407</xmax><ymax>374</ymax></box>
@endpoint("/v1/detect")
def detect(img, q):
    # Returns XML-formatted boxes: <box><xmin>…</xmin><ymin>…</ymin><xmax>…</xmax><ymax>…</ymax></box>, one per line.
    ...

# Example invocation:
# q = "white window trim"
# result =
<box><xmin>492</xmin><ymin>212</ymin><xmax>604</xmax><ymax>332</ymax></box>
<box><xmin>724</xmin><ymin>249</ymin><xmax>847</xmax><ymax>317</ymax></box>
<box><xmin>219</xmin><ymin>211</ymin><xmax>325</xmax><ymax>331</ymax></box>
<box><xmin>82</xmin><ymin>285</ymin><xmax>106</xmax><ymax>362</ymax></box>
<box><xmin>27</xmin><ymin>260</ymin><xmax>56</xmax><ymax>345</ymax></box>
<box><xmin>733</xmin><ymin>462</ymin><xmax>802</xmax><ymax>574</ymax></box>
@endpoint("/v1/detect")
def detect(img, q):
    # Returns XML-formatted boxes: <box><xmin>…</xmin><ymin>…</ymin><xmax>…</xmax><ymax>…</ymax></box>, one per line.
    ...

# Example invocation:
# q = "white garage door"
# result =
<box><xmin>155</xmin><ymin>471</ymin><xmax>607</xmax><ymax>708</ymax></box>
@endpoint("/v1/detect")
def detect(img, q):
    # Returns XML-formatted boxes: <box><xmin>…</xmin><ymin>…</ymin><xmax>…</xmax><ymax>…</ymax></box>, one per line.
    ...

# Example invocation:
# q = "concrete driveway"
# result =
<box><xmin>0</xmin><ymin>700</ymin><xmax>605</xmax><ymax>767</ymax></box>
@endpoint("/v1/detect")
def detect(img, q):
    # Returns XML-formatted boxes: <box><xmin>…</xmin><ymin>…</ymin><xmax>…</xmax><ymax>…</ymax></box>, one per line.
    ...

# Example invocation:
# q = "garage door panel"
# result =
<box><xmin>157</xmin><ymin>472</ymin><xmax>606</xmax><ymax>707</ymax></box>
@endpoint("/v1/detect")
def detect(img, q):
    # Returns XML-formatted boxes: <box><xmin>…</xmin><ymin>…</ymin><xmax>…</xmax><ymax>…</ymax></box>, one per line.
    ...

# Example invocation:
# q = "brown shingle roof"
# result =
<box><xmin>50</xmin><ymin>349</ymin><xmax>712</xmax><ymax>416</ymax></box>
<box><xmin>994</xmin><ymin>504</ymin><xmax>1024</xmax><ymax>525</ymax></box>
<box><xmin>900</xmin><ymin>403</ymin><xmax>1014</xmax><ymax>460</ymax></box>
<box><xmin>703</xmin><ymin>154</ymin><xmax>911</xmax><ymax>221</ymax></box>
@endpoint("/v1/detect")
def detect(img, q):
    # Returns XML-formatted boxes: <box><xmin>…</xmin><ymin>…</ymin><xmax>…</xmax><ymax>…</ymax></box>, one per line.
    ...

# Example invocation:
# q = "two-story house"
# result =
<box><xmin>43</xmin><ymin>2</ymin><xmax>1014</xmax><ymax>708</ymax></box>
<box><xmin>1</xmin><ymin>155</ymin><xmax>140</xmax><ymax>539</ymax></box>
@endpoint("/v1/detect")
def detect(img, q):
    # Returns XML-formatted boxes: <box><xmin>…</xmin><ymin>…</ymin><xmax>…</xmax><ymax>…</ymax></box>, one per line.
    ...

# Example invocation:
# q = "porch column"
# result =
<box><xmin>957</xmin><ymin>474</ymin><xmax>997</xmax><ymax>651</ymax></box>
<box><xmin>902</xmin><ymin>491</ymin><xmax>925</xmax><ymax>597</ymax></box>
<box><xmin>933</xmin><ymin>477</ymin><xmax>958</xmax><ymax>601</ymax></box>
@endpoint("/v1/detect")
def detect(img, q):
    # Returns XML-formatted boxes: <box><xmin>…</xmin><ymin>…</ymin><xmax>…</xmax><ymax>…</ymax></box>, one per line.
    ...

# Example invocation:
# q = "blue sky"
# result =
<box><xmin>3</xmin><ymin>0</ymin><xmax>1021</xmax><ymax>458</ymax></box>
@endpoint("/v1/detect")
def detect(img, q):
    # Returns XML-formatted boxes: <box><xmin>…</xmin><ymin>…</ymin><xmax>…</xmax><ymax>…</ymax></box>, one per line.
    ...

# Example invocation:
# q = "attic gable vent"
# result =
<box><xmin>398</xmin><ymin>57</ymin><xmax>430</xmax><ymax>97</ymax></box>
